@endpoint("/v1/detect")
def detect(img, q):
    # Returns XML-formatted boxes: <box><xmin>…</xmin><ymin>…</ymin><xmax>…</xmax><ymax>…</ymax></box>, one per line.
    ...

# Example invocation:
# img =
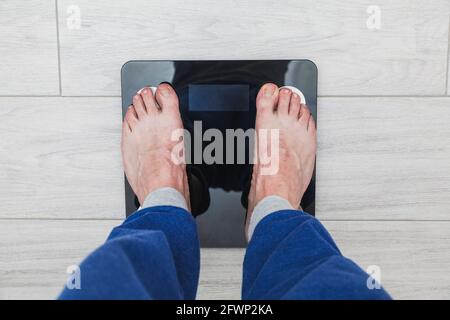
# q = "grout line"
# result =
<box><xmin>0</xmin><ymin>218</ymin><xmax>123</xmax><ymax>221</ymax></box>
<box><xmin>61</xmin><ymin>95</ymin><xmax>122</xmax><ymax>98</ymax></box>
<box><xmin>0</xmin><ymin>95</ymin><xmax>61</xmax><ymax>97</ymax></box>
<box><xmin>0</xmin><ymin>95</ymin><xmax>121</xmax><ymax>98</ymax></box>
<box><xmin>0</xmin><ymin>95</ymin><xmax>450</xmax><ymax>99</ymax></box>
<box><xmin>446</xmin><ymin>14</ymin><xmax>450</xmax><ymax>95</ymax></box>
<box><xmin>318</xmin><ymin>95</ymin><xmax>450</xmax><ymax>98</ymax></box>
<box><xmin>317</xmin><ymin>219</ymin><xmax>450</xmax><ymax>222</ymax></box>
<box><xmin>55</xmin><ymin>0</ymin><xmax>63</xmax><ymax>96</ymax></box>
<box><xmin>0</xmin><ymin>218</ymin><xmax>450</xmax><ymax>222</ymax></box>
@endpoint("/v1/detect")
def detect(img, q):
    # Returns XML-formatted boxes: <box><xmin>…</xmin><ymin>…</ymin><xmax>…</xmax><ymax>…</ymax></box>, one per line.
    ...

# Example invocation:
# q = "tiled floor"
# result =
<box><xmin>0</xmin><ymin>0</ymin><xmax>449</xmax><ymax>299</ymax></box>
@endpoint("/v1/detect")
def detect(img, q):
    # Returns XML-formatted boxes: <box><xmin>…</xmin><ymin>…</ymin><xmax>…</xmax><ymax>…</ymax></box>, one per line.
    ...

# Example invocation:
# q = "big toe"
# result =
<box><xmin>155</xmin><ymin>83</ymin><xmax>180</xmax><ymax>116</ymax></box>
<box><xmin>256</xmin><ymin>83</ymin><xmax>279</xmax><ymax>115</ymax></box>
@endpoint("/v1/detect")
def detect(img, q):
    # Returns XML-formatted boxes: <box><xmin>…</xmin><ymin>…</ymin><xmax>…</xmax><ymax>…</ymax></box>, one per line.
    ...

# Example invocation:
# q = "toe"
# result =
<box><xmin>256</xmin><ymin>83</ymin><xmax>279</xmax><ymax>114</ymax></box>
<box><xmin>298</xmin><ymin>104</ymin><xmax>311</xmax><ymax>126</ymax></box>
<box><xmin>155</xmin><ymin>83</ymin><xmax>180</xmax><ymax>115</ymax></box>
<box><xmin>122</xmin><ymin>114</ymin><xmax>131</xmax><ymax>134</ymax></box>
<box><xmin>132</xmin><ymin>94</ymin><xmax>147</xmax><ymax>118</ymax></box>
<box><xmin>308</xmin><ymin>113</ymin><xmax>316</xmax><ymax>132</ymax></box>
<box><xmin>289</xmin><ymin>93</ymin><xmax>301</xmax><ymax>119</ymax></box>
<box><xmin>277</xmin><ymin>88</ymin><xmax>291</xmax><ymax>116</ymax></box>
<box><xmin>140</xmin><ymin>87</ymin><xmax>159</xmax><ymax>114</ymax></box>
<box><xmin>125</xmin><ymin>105</ymin><xmax>138</xmax><ymax>129</ymax></box>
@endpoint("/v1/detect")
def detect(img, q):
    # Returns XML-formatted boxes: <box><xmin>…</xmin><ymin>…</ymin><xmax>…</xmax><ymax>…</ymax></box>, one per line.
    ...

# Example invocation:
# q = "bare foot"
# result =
<box><xmin>246</xmin><ymin>83</ymin><xmax>317</xmax><ymax>234</ymax></box>
<box><xmin>121</xmin><ymin>83</ymin><xmax>190</xmax><ymax>209</ymax></box>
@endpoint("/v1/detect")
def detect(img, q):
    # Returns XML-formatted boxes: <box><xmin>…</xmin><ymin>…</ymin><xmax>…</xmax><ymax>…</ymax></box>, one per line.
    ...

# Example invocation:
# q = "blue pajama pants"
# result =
<box><xmin>59</xmin><ymin>206</ymin><xmax>391</xmax><ymax>300</ymax></box>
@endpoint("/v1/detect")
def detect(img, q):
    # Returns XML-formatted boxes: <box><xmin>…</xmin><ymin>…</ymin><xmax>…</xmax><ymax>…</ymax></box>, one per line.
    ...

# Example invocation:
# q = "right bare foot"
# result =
<box><xmin>121</xmin><ymin>84</ymin><xmax>190</xmax><ymax>209</ymax></box>
<box><xmin>246</xmin><ymin>83</ymin><xmax>317</xmax><ymax>233</ymax></box>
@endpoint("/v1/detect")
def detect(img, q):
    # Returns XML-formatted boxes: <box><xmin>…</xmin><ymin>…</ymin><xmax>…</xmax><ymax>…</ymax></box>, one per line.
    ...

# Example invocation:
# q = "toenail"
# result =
<box><xmin>292</xmin><ymin>93</ymin><xmax>299</xmax><ymax>100</ymax></box>
<box><xmin>159</xmin><ymin>86</ymin><xmax>170</xmax><ymax>97</ymax></box>
<box><xmin>264</xmin><ymin>85</ymin><xmax>276</xmax><ymax>97</ymax></box>
<box><xmin>281</xmin><ymin>88</ymin><xmax>290</xmax><ymax>95</ymax></box>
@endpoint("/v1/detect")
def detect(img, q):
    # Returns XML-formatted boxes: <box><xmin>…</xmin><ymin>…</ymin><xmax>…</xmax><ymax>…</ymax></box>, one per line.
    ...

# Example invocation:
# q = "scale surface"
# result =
<box><xmin>121</xmin><ymin>60</ymin><xmax>317</xmax><ymax>247</ymax></box>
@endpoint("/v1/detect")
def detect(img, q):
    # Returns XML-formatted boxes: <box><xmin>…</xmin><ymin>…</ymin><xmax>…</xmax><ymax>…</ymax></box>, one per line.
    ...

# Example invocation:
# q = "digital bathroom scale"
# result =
<box><xmin>121</xmin><ymin>60</ymin><xmax>318</xmax><ymax>247</ymax></box>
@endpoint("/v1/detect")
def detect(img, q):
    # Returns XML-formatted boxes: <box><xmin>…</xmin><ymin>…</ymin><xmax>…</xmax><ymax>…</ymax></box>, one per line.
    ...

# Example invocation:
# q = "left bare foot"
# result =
<box><xmin>246</xmin><ymin>83</ymin><xmax>317</xmax><ymax>235</ymax></box>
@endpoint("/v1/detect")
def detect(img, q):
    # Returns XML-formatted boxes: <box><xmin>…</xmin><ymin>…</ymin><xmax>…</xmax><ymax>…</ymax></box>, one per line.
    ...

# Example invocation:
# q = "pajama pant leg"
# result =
<box><xmin>59</xmin><ymin>206</ymin><xmax>199</xmax><ymax>300</ymax></box>
<box><xmin>242</xmin><ymin>210</ymin><xmax>391</xmax><ymax>300</ymax></box>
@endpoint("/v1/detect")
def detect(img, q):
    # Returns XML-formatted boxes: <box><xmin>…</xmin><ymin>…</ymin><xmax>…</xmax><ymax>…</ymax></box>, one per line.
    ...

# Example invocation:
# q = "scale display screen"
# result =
<box><xmin>188</xmin><ymin>84</ymin><xmax>250</xmax><ymax>111</ymax></box>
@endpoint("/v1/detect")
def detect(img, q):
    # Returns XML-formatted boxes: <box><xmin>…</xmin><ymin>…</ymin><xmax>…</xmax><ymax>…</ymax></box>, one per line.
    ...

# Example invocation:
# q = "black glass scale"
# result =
<box><xmin>121</xmin><ymin>60</ymin><xmax>318</xmax><ymax>247</ymax></box>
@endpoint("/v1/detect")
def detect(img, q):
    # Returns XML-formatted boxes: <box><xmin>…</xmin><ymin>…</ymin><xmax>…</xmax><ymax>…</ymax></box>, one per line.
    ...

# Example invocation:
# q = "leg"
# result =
<box><xmin>242</xmin><ymin>84</ymin><xmax>391</xmax><ymax>300</ymax></box>
<box><xmin>59</xmin><ymin>84</ymin><xmax>199</xmax><ymax>299</ymax></box>
<box><xmin>59</xmin><ymin>206</ymin><xmax>199</xmax><ymax>300</ymax></box>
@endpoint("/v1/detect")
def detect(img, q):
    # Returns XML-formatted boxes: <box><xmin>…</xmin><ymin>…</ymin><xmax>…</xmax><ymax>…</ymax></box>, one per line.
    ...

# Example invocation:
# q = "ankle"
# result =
<box><xmin>136</xmin><ymin>160</ymin><xmax>187</xmax><ymax>205</ymax></box>
<box><xmin>255</xmin><ymin>177</ymin><xmax>291</xmax><ymax>206</ymax></box>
